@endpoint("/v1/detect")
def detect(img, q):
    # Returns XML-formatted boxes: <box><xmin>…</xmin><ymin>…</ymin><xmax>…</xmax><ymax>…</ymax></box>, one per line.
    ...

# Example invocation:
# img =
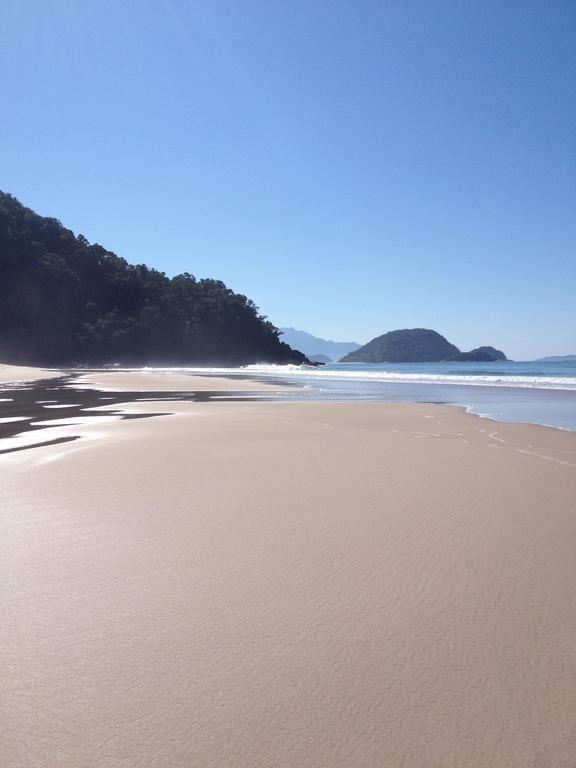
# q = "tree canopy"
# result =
<box><xmin>0</xmin><ymin>192</ymin><xmax>307</xmax><ymax>366</ymax></box>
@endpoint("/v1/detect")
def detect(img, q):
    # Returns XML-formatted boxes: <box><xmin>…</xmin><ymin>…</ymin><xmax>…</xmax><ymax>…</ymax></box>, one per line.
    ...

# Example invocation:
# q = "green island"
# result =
<box><xmin>341</xmin><ymin>329</ymin><xmax>507</xmax><ymax>363</ymax></box>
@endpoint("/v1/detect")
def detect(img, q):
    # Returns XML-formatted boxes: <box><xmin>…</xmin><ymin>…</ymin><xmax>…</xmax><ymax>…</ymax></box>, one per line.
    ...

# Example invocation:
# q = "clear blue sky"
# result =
<box><xmin>2</xmin><ymin>0</ymin><xmax>575</xmax><ymax>359</ymax></box>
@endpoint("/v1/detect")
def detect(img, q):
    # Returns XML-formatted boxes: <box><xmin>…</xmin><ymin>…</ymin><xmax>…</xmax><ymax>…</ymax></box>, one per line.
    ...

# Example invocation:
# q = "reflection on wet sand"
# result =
<box><xmin>0</xmin><ymin>376</ymin><xmax>271</xmax><ymax>455</ymax></box>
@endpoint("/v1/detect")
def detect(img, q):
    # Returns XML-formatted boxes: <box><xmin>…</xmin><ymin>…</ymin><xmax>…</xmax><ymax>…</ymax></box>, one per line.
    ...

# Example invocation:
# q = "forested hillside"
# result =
<box><xmin>342</xmin><ymin>329</ymin><xmax>460</xmax><ymax>363</ymax></box>
<box><xmin>0</xmin><ymin>192</ymin><xmax>307</xmax><ymax>366</ymax></box>
<box><xmin>342</xmin><ymin>328</ymin><xmax>506</xmax><ymax>363</ymax></box>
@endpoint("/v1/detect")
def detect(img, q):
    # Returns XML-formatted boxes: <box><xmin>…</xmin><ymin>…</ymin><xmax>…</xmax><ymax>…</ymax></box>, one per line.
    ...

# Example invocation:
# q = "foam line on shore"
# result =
<box><xmin>132</xmin><ymin>364</ymin><xmax>576</xmax><ymax>391</ymax></box>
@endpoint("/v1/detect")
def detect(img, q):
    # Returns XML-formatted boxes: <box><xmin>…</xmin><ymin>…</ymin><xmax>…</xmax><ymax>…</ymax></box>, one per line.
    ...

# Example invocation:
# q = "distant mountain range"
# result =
<box><xmin>280</xmin><ymin>328</ymin><xmax>360</xmax><ymax>362</ymax></box>
<box><xmin>341</xmin><ymin>329</ymin><xmax>507</xmax><ymax>363</ymax></box>
<box><xmin>535</xmin><ymin>355</ymin><xmax>576</xmax><ymax>362</ymax></box>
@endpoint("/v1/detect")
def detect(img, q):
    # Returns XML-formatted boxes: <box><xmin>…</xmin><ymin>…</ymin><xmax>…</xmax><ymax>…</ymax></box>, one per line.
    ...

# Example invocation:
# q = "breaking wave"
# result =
<box><xmin>136</xmin><ymin>364</ymin><xmax>576</xmax><ymax>391</ymax></box>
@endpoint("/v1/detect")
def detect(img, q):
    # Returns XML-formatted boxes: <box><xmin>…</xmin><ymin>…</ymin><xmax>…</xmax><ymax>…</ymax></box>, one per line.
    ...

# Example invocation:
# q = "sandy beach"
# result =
<box><xmin>72</xmin><ymin>368</ymin><xmax>288</xmax><ymax>392</ymax></box>
<box><xmin>0</xmin><ymin>362</ymin><xmax>60</xmax><ymax>384</ymax></box>
<box><xmin>2</xmin><ymin>371</ymin><xmax>576</xmax><ymax>767</ymax></box>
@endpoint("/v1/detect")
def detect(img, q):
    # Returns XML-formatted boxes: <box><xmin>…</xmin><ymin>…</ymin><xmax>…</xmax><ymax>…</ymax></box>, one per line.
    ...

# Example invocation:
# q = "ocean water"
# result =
<box><xmin>246</xmin><ymin>359</ymin><xmax>576</xmax><ymax>390</ymax></box>
<box><xmin>160</xmin><ymin>360</ymin><xmax>576</xmax><ymax>431</ymax></box>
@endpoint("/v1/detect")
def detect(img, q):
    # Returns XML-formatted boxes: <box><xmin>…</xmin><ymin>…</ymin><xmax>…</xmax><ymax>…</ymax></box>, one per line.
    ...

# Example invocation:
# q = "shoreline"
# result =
<box><xmin>1</xmin><ymin>365</ymin><xmax>575</xmax><ymax>433</ymax></box>
<box><xmin>67</xmin><ymin>365</ymin><xmax>576</xmax><ymax>432</ymax></box>
<box><xmin>118</xmin><ymin>362</ymin><xmax>576</xmax><ymax>392</ymax></box>
<box><xmin>1</xmin><ymin>381</ymin><xmax>575</xmax><ymax>458</ymax></box>
<box><xmin>65</xmin><ymin>367</ymin><xmax>576</xmax><ymax>433</ymax></box>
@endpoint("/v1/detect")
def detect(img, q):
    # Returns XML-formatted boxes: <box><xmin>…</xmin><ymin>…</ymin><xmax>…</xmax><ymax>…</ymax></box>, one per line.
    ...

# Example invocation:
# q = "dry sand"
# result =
<box><xmin>71</xmin><ymin>369</ymin><xmax>289</xmax><ymax>392</ymax></box>
<box><xmin>2</xmin><ymin>377</ymin><xmax>576</xmax><ymax>767</ymax></box>
<box><xmin>0</xmin><ymin>362</ymin><xmax>60</xmax><ymax>384</ymax></box>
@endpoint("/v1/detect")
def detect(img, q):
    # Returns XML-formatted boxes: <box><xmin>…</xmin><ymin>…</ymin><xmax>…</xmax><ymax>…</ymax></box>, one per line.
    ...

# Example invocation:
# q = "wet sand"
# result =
<box><xmin>0</xmin><ymin>362</ymin><xmax>59</xmax><ymax>384</ymax></box>
<box><xmin>2</xmin><ymin>373</ymin><xmax>576</xmax><ymax>767</ymax></box>
<box><xmin>72</xmin><ymin>369</ymin><xmax>287</xmax><ymax>391</ymax></box>
<box><xmin>0</xmin><ymin>373</ymin><xmax>289</xmax><ymax>455</ymax></box>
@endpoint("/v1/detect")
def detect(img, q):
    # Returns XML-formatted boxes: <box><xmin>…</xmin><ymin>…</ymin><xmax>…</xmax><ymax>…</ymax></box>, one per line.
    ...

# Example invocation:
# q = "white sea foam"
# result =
<box><xmin>134</xmin><ymin>364</ymin><xmax>576</xmax><ymax>391</ymax></box>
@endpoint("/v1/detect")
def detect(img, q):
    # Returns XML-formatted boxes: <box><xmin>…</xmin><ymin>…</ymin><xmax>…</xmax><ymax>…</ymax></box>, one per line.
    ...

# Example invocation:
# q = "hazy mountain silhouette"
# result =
<box><xmin>535</xmin><ymin>355</ymin><xmax>576</xmax><ymax>362</ymax></box>
<box><xmin>280</xmin><ymin>327</ymin><xmax>360</xmax><ymax>362</ymax></box>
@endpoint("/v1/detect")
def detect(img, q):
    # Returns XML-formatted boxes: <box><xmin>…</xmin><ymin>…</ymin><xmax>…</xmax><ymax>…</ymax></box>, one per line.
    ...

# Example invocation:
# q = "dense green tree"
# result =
<box><xmin>0</xmin><ymin>192</ymin><xmax>307</xmax><ymax>366</ymax></box>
